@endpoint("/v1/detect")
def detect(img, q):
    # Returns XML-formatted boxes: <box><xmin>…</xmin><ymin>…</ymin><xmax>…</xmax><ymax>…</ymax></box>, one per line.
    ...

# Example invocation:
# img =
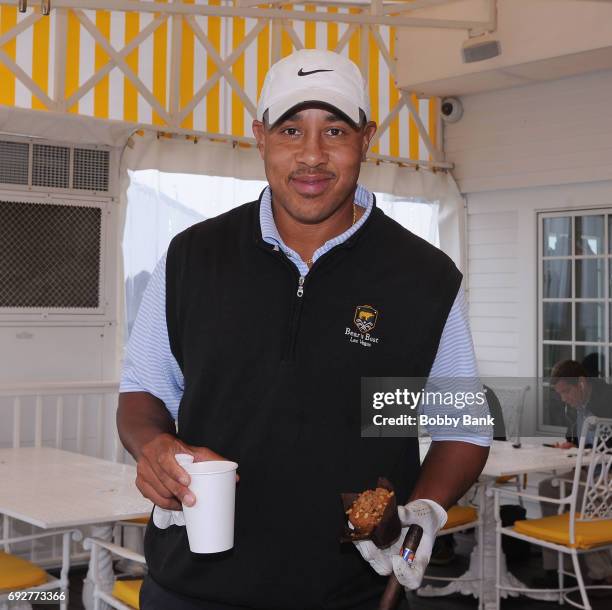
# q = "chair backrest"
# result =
<box><xmin>572</xmin><ymin>417</ymin><xmax>612</xmax><ymax>526</ymax></box>
<box><xmin>487</xmin><ymin>384</ymin><xmax>529</xmax><ymax>444</ymax></box>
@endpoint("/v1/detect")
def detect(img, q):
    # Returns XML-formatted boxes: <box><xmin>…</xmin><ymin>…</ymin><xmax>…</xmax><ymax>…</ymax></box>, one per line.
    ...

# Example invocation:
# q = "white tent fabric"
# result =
<box><xmin>0</xmin><ymin>106</ymin><xmax>135</xmax><ymax>148</ymax></box>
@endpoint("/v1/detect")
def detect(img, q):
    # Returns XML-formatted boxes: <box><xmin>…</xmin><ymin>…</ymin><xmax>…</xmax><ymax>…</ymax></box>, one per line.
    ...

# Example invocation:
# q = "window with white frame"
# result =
<box><xmin>538</xmin><ymin>209</ymin><xmax>610</xmax><ymax>430</ymax></box>
<box><xmin>123</xmin><ymin>170</ymin><xmax>440</xmax><ymax>343</ymax></box>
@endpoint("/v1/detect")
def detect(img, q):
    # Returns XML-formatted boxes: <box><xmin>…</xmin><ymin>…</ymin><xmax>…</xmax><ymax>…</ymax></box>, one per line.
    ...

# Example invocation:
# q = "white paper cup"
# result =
<box><xmin>182</xmin><ymin>460</ymin><xmax>238</xmax><ymax>553</ymax></box>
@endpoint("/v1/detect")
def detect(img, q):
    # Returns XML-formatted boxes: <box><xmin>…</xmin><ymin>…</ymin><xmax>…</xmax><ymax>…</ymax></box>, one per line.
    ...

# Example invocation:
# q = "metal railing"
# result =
<box><xmin>0</xmin><ymin>380</ymin><xmax>123</xmax><ymax>461</ymax></box>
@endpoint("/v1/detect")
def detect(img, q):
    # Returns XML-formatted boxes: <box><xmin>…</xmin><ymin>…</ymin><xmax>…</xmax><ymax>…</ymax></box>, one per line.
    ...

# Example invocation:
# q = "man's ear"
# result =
<box><xmin>252</xmin><ymin>120</ymin><xmax>266</xmax><ymax>159</ymax></box>
<box><xmin>361</xmin><ymin>121</ymin><xmax>377</xmax><ymax>161</ymax></box>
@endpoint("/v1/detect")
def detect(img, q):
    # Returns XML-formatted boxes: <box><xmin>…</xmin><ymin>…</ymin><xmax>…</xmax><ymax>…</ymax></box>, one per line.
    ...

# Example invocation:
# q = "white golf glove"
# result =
<box><xmin>152</xmin><ymin>505</ymin><xmax>186</xmax><ymax>528</ymax></box>
<box><xmin>353</xmin><ymin>499</ymin><xmax>447</xmax><ymax>590</ymax></box>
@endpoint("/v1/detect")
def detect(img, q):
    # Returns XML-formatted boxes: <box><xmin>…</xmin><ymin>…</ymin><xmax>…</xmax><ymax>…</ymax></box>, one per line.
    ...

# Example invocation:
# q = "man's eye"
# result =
<box><xmin>326</xmin><ymin>128</ymin><xmax>344</xmax><ymax>136</ymax></box>
<box><xmin>282</xmin><ymin>127</ymin><xmax>300</xmax><ymax>136</ymax></box>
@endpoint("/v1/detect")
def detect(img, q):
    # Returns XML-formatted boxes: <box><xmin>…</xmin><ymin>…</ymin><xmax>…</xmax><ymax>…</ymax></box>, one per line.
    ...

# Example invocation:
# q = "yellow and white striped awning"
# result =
<box><xmin>0</xmin><ymin>1</ymin><xmax>440</xmax><ymax>162</ymax></box>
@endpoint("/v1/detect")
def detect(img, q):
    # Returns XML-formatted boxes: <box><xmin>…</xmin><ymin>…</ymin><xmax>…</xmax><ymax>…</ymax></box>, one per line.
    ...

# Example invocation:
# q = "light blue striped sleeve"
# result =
<box><xmin>423</xmin><ymin>288</ymin><xmax>493</xmax><ymax>447</ymax></box>
<box><xmin>119</xmin><ymin>253</ymin><xmax>184</xmax><ymax>420</ymax></box>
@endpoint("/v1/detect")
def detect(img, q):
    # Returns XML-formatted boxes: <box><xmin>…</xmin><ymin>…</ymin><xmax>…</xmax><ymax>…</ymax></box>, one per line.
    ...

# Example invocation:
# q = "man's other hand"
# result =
<box><xmin>135</xmin><ymin>433</ymin><xmax>230</xmax><ymax>510</ymax></box>
<box><xmin>353</xmin><ymin>499</ymin><xmax>447</xmax><ymax>590</ymax></box>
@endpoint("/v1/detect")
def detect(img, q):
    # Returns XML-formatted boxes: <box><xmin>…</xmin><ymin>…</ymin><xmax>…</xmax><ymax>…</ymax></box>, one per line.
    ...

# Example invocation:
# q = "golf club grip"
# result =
<box><xmin>379</xmin><ymin>574</ymin><xmax>403</xmax><ymax>610</ymax></box>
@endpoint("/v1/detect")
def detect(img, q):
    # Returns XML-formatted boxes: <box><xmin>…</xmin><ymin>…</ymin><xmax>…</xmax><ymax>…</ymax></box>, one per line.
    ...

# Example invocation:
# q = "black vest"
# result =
<box><xmin>144</xmin><ymin>195</ymin><xmax>462</xmax><ymax>609</ymax></box>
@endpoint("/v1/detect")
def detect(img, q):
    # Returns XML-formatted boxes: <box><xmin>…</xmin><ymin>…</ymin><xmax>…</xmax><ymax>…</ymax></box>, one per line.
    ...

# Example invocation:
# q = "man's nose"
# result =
<box><xmin>295</xmin><ymin>132</ymin><xmax>328</xmax><ymax>167</ymax></box>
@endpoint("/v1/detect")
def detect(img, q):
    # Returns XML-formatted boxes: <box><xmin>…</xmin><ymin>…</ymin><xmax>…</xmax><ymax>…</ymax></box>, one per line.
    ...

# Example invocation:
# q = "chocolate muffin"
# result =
<box><xmin>346</xmin><ymin>487</ymin><xmax>395</xmax><ymax>535</ymax></box>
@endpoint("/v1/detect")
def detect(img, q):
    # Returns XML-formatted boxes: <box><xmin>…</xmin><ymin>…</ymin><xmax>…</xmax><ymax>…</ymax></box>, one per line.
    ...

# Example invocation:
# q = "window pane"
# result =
<box><xmin>576</xmin><ymin>258</ymin><xmax>604</xmax><ymax>298</ymax></box>
<box><xmin>543</xmin><ymin>302</ymin><xmax>571</xmax><ymax>341</ymax></box>
<box><xmin>543</xmin><ymin>217</ymin><xmax>570</xmax><ymax>256</ymax></box>
<box><xmin>543</xmin><ymin>259</ymin><xmax>571</xmax><ymax>298</ymax></box>
<box><xmin>543</xmin><ymin>343</ymin><xmax>572</xmax><ymax>378</ymax></box>
<box><xmin>575</xmin><ymin>346</ymin><xmax>605</xmax><ymax>378</ymax></box>
<box><xmin>575</xmin><ymin>302</ymin><xmax>604</xmax><ymax>342</ymax></box>
<box><xmin>575</xmin><ymin>215</ymin><xmax>604</xmax><ymax>255</ymax></box>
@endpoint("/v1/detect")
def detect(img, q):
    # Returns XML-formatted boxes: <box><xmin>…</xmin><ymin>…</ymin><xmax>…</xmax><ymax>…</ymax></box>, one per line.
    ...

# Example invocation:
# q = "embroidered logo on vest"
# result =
<box><xmin>354</xmin><ymin>305</ymin><xmax>378</xmax><ymax>333</ymax></box>
<box><xmin>346</xmin><ymin>305</ymin><xmax>380</xmax><ymax>348</ymax></box>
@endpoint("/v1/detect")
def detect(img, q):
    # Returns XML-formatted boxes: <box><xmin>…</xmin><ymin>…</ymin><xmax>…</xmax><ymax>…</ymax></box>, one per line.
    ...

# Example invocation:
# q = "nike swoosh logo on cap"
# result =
<box><xmin>297</xmin><ymin>68</ymin><xmax>333</xmax><ymax>76</ymax></box>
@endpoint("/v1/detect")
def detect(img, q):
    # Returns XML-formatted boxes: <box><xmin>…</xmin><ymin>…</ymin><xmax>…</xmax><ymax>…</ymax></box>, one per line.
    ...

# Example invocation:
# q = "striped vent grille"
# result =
<box><xmin>0</xmin><ymin>140</ymin><xmax>29</xmax><ymax>185</ymax></box>
<box><xmin>0</xmin><ymin>140</ymin><xmax>110</xmax><ymax>192</ymax></box>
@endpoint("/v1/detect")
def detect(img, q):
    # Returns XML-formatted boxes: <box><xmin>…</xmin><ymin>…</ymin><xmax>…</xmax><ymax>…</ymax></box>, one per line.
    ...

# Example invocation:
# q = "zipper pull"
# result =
<box><xmin>297</xmin><ymin>276</ymin><xmax>305</xmax><ymax>297</ymax></box>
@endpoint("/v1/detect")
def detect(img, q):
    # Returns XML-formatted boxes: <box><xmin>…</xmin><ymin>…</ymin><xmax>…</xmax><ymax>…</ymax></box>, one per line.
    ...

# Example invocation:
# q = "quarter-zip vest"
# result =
<box><xmin>145</xmin><ymin>194</ymin><xmax>462</xmax><ymax>609</ymax></box>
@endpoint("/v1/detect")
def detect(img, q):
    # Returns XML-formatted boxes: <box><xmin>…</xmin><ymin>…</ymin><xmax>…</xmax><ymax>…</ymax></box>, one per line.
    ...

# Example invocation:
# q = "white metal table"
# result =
<box><xmin>418</xmin><ymin>437</ymin><xmax>590</xmax><ymax>610</ymax></box>
<box><xmin>0</xmin><ymin>447</ymin><xmax>152</xmax><ymax>610</ymax></box>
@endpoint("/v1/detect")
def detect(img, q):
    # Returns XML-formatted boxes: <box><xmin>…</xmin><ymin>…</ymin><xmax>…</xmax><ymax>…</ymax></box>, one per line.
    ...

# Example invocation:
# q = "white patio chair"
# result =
<box><xmin>489</xmin><ymin>384</ymin><xmax>530</xmax><ymax>501</ymax></box>
<box><xmin>419</xmin><ymin>484</ymin><xmax>485</xmax><ymax>609</ymax></box>
<box><xmin>83</xmin><ymin>537</ymin><xmax>146</xmax><ymax>610</ymax></box>
<box><xmin>494</xmin><ymin>416</ymin><xmax>612</xmax><ymax>610</ymax></box>
<box><xmin>0</xmin><ymin>528</ymin><xmax>82</xmax><ymax>610</ymax></box>
<box><xmin>112</xmin><ymin>518</ymin><xmax>147</xmax><ymax>578</ymax></box>
<box><xmin>488</xmin><ymin>384</ymin><xmax>529</xmax><ymax>449</ymax></box>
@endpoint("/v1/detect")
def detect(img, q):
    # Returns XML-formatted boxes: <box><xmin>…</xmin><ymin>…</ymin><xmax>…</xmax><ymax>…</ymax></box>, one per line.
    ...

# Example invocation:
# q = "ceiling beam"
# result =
<box><xmin>1</xmin><ymin>0</ymin><xmax>489</xmax><ymax>30</ymax></box>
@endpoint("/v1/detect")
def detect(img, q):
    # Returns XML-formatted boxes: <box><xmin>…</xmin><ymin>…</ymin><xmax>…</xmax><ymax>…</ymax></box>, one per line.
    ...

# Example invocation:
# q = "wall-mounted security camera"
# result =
<box><xmin>440</xmin><ymin>97</ymin><xmax>463</xmax><ymax>123</ymax></box>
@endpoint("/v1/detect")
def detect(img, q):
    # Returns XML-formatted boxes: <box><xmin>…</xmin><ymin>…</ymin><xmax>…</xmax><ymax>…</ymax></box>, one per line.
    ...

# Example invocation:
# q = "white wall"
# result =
<box><xmin>446</xmin><ymin>70</ymin><xmax>612</xmax><ymax>393</ymax></box>
<box><xmin>446</xmin><ymin>69</ymin><xmax>612</xmax><ymax>194</ymax></box>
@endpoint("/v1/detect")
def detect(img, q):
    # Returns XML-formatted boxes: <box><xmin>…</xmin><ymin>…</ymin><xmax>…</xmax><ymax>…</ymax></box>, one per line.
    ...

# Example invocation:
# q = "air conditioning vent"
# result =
<box><xmin>0</xmin><ymin>139</ymin><xmax>111</xmax><ymax>193</ymax></box>
<box><xmin>74</xmin><ymin>148</ymin><xmax>110</xmax><ymax>192</ymax></box>
<box><xmin>0</xmin><ymin>200</ymin><xmax>102</xmax><ymax>309</ymax></box>
<box><xmin>32</xmin><ymin>144</ymin><xmax>70</xmax><ymax>189</ymax></box>
<box><xmin>0</xmin><ymin>140</ymin><xmax>29</xmax><ymax>185</ymax></box>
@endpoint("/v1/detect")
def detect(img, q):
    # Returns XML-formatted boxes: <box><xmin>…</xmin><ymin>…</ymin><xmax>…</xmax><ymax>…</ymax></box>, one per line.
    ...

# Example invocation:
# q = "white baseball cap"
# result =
<box><xmin>256</xmin><ymin>49</ymin><xmax>370</xmax><ymax>125</ymax></box>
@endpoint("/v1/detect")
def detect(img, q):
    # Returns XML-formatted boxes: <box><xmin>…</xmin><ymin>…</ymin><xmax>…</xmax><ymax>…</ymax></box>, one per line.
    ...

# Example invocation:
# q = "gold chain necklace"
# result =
<box><xmin>305</xmin><ymin>203</ymin><xmax>358</xmax><ymax>268</ymax></box>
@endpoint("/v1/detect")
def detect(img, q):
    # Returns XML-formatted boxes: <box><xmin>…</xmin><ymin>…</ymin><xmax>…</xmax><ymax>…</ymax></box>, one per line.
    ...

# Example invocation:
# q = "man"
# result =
<box><xmin>548</xmin><ymin>360</ymin><xmax>612</xmax><ymax>448</ymax></box>
<box><xmin>118</xmin><ymin>49</ymin><xmax>491</xmax><ymax>610</ymax></box>
<box><xmin>538</xmin><ymin>360</ymin><xmax>612</xmax><ymax>586</ymax></box>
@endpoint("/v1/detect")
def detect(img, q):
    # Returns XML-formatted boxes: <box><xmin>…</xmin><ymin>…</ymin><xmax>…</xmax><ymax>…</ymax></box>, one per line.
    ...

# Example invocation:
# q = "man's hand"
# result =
<box><xmin>353</xmin><ymin>441</ymin><xmax>488</xmax><ymax>589</ymax></box>
<box><xmin>554</xmin><ymin>441</ymin><xmax>575</xmax><ymax>449</ymax></box>
<box><xmin>117</xmin><ymin>392</ymin><xmax>236</xmax><ymax>511</ymax></box>
<box><xmin>353</xmin><ymin>499</ymin><xmax>447</xmax><ymax>590</ymax></box>
<box><xmin>136</xmin><ymin>433</ymin><xmax>229</xmax><ymax>510</ymax></box>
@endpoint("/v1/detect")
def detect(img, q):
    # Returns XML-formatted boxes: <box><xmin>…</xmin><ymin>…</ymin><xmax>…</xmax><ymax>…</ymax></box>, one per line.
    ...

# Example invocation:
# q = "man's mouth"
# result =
<box><xmin>290</xmin><ymin>174</ymin><xmax>334</xmax><ymax>196</ymax></box>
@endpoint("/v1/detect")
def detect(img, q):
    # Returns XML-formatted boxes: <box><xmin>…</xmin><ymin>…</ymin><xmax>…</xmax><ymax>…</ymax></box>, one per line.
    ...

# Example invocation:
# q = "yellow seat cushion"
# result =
<box><xmin>122</xmin><ymin>516</ymin><xmax>149</xmax><ymax>525</ymax></box>
<box><xmin>112</xmin><ymin>579</ymin><xmax>143</xmax><ymax>609</ymax></box>
<box><xmin>0</xmin><ymin>551</ymin><xmax>48</xmax><ymax>590</ymax></box>
<box><xmin>442</xmin><ymin>505</ymin><xmax>478</xmax><ymax>530</ymax></box>
<box><xmin>514</xmin><ymin>513</ymin><xmax>612</xmax><ymax>549</ymax></box>
<box><xmin>496</xmin><ymin>475</ymin><xmax>518</xmax><ymax>484</ymax></box>
<box><xmin>496</xmin><ymin>474</ymin><xmax>529</xmax><ymax>486</ymax></box>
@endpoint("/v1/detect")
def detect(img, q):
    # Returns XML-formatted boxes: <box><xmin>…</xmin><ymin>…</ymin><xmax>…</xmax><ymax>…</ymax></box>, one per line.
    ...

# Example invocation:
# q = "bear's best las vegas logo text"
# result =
<box><xmin>345</xmin><ymin>305</ymin><xmax>381</xmax><ymax>348</ymax></box>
